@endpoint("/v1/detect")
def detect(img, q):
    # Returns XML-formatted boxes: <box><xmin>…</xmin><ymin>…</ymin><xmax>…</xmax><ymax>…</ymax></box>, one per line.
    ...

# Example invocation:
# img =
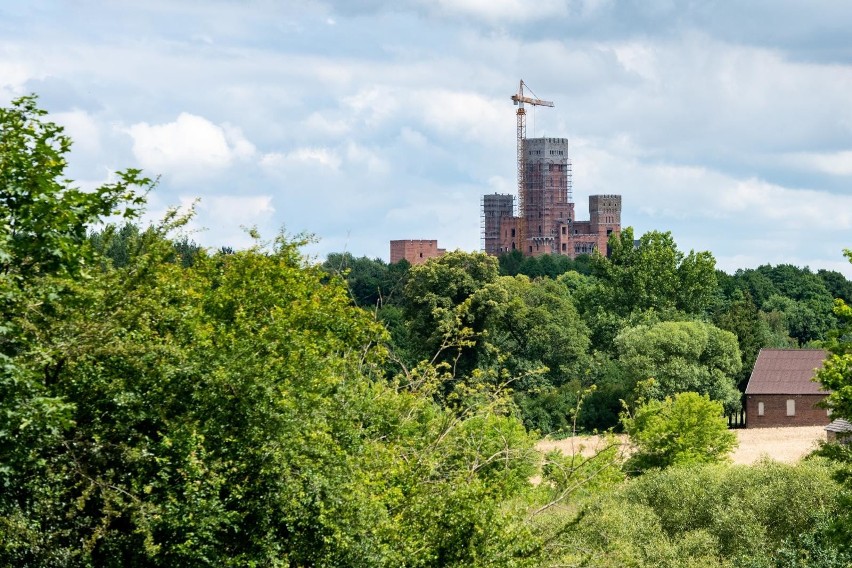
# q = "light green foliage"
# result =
<box><xmin>0</xmin><ymin>98</ymin><xmax>544</xmax><ymax>566</ymax></box>
<box><xmin>621</xmin><ymin>392</ymin><xmax>737</xmax><ymax>471</ymax></box>
<box><xmin>0</xmin><ymin>96</ymin><xmax>153</xmax><ymax>560</ymax></box>
<box><xmin>4</xmin><ymin>223</ymin><xmax>543</xmax><ymax>566</ymax></box>
<box><xmin>5</xmin><ymin>224</ymin><xmax>548</xmax><ymax>566</ymax></box>
<box><xmin>615</xmin><ymin>320</ymin><xmax>742</xmax><ymax>413</ymax></box>
<box><xmin>547</xmin><ymin>460</ymin><xmax>847</xmax><ymax>567</ymax></box>
<box><xmin>814</xmin><ymin>249</ymin><xmax>852</xmax><ymax>553</ymax></box>
<box><xmin>0</xmin><ymin>95</ymin><xmax>149</xmax><ymax>282</ymax></box>
<box><xmin>817</xmin><ymin>252</ymin><xmax>852</xmax><ymax>420</ymax></box>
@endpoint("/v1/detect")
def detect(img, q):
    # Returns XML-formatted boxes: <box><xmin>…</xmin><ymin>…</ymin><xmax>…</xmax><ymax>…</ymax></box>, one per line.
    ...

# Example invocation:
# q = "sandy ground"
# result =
<box><xmin>729</xmin><ymin>425</ymin><xmax>826</xmax><ymax>464</ymax></box>
<box><xmin>538</xmin><ymin>426</ymin><xmax>827</xmax><ymax>465</ymax></box>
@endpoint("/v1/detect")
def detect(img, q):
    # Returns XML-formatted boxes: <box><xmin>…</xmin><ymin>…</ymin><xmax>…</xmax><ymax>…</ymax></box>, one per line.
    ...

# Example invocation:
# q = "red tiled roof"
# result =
<box><xmin>744</xmin><ymin>349</ymin><xmax>829</xmax><ymax>395</ymax></box>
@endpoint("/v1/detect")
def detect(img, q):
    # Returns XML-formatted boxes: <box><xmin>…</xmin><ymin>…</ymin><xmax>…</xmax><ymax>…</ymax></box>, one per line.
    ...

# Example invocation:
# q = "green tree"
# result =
<box><xmin>89</xmin><ymin>222</ymin><xmax>204</xmax><ymax>269</ymax></box>
<box><xmin>397</xmin><ymin>250</ymin><xmax>499</xmax><ymax>374</ymax></box>
<box><xmin>713</xmin><ymin>291</ymin><xmax>781</xmax><ymax>390</ymax></box>
<box><xmin>591</xmin><ymin>227</ymin><xmax>718</xmax><ymax>318</ymax></box>
<box><xmin>615</xmin><ymin>320</ymin><xmax>742</xmax><ymax>413</ymax></box>
<box><xmin>0</xmin><ymin>97</ymin><xmax>545</xmax><ymax>566</ymax></box>
<box><xmin>480</xmin><ymin>275</ymin><xmax>591</xmax><ymax>433</ymax></box>
<box><xmin>818</xmin><ymin>268</ymin><xmax>852</xmax><ymax>304</ymax></box>
<box><xmin>0</xmin><ymin>95</ymin><xmax>148</xmax><ymax>284</ymax></box>
<box><xmin>322</xmin><ymin>252</ymin><xmax>410</xmax><ymax>309</ymax></box>
<box><xmin>621</xmin><ymin>392</ymin><xmax>738</xmax><ymax>472</ymax></box>
<box><xmin>0</xmin><ymin>96</ymin><xmax>152</xmax><ymax>560</ymax></box>
<box><xmin>551</xmin><ymin>460</ymin><xmax>847</xmax><ymax>567</ymax></box>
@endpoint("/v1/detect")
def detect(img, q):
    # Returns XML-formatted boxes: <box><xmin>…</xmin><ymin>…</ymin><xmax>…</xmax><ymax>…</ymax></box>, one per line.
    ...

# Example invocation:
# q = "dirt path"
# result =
<box><xmin>538</xmin><ymin>426</ymin><xmax>827</xmax><ymax>465</ymax></box>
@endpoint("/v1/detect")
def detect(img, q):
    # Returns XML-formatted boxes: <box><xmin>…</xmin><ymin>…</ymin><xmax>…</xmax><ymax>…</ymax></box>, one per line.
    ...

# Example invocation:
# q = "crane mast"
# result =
<box><xmin>511</xmin><ymin>80</ymin><xmax>554</xmax><ymax>252</ymax></box>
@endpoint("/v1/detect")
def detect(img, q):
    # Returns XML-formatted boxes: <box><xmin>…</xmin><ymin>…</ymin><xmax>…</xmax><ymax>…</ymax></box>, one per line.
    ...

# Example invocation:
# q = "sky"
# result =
<box><xmin>2</xmin><ymin>0</ymin><xmax>852</xmax><ymax>276</ymax></box>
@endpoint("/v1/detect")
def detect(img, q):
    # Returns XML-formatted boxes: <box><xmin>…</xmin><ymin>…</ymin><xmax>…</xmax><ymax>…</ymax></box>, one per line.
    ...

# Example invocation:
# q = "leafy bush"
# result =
<box><xmin>621</xmin><ymin>392</ymin><xmax>737</xmax><ymax>472</ymax></box>
<box><xmin>543</xmin><ymin>460</ymin><xmax>846</xmax><ymax>567</ymax></box>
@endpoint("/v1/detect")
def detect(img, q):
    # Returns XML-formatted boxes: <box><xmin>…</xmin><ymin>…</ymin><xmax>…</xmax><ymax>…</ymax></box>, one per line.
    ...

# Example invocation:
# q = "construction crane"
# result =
<box><xmin>511</xmin><ymin>80</ymin><xmax>553</xmax><ymax>251</ymax></box>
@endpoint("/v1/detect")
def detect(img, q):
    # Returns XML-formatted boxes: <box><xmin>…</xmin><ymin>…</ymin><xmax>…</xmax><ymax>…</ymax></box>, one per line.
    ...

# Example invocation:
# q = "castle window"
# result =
<box><xmin>511</xmin><ymin>228</ymin><xmax>516</xmax><ymax>237</ymax></box>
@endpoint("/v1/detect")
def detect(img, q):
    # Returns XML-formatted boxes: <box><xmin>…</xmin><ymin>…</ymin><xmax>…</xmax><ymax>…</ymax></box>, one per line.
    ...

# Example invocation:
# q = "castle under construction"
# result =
<box><xmin>390</xmin><ymin>82</ymin><xmax>622</xmax><ymax>265</ymax></box>
<box><xmin>481</xmin><ymin>82</ymin><xmax>621</xmax><ymax>259</ymax></box>
<box><xmin>481</xmin><ymin>137</ymin><xmax>621</xmax><ymax>258</ymax></box>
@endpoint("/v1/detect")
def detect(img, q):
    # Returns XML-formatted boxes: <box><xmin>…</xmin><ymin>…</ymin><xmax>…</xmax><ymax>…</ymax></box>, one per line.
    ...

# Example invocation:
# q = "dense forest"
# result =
<box><xmin>3</xmin><ymin>96</ymin><xmax>852</xmax><ymax>566</ymax></box>
<box><xmin>323</xmin><ymin>232</ymin><xmax>852</xmax><ymax>434</ymax></box>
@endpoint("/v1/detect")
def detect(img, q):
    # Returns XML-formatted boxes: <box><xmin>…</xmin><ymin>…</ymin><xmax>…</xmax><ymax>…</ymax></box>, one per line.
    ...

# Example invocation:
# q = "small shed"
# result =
<box><xmin>744</xmin><ymin>349</ymin><xmax>830</xmax><ymax>428</ymax></box>
<box><xmin>826</xmin><ymin>419</ymin><xmax>852</xmax><ymax>443</ymax></box>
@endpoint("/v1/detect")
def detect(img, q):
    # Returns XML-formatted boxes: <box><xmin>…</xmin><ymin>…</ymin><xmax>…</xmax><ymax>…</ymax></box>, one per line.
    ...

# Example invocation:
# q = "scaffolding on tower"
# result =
<box><xmin>511</xmin><ymin>80</ymin><xmax>553</xmax><ymax>253</ymax></box>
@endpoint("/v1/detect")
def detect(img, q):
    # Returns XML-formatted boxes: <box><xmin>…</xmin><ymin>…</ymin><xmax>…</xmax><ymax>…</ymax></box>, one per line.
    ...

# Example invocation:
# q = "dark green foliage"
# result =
<box><xmin>498</xmin><ymin>250</ymin><xmax>592</xmax><ymax>278</ymax></box>
<box><xmin>713</xmin><ymin>291</ymin><xmax>788</xmax><ymax>390</ymax></box>
<box><xmin>574</xmin><ymin>354</ymin><xmax>633</xmax><ymax>431</ymax></box>
<box><xmin>90</xmin><ymin>222</ymin><xmax>204</xmax><ymax>269</ymax></box>
<box><xmin>818</xmin><ymin>268</ymin><xmax>852</xmax><ymax>304</ymax></box>
<box><xmin>723</xmin><ymin>264</ymin><xmax>846</xmax><ymax>347</ymax></box>
<box><xmin>322</xmin><ymin>251</ymin><xmax>410</xmax><ymax>309</ymax></box>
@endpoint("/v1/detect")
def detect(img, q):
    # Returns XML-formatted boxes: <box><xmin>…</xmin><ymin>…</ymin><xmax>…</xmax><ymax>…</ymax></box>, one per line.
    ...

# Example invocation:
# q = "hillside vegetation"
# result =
<box><xmin>3</xmin><ymin>96</ymin><xmax>852</xmax><ymax>566</ymax></box>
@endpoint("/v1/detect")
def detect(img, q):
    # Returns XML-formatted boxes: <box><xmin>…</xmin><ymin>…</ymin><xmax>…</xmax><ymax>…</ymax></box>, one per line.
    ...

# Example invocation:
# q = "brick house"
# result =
<box><xmin>744</xmin><ymin>349</ymin><xmax>830</xmax><ymax>428</ymax></box>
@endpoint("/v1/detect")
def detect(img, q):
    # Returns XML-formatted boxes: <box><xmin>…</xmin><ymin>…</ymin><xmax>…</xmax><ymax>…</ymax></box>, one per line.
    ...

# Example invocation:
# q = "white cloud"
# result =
<box><xmin>609</xmin><ymin>42</ymin><xmax>660</xmax><ymax>83</ymax></box>
<box><xmin>54</xmin><ymin>110</ymin><xmax>101</xmax><ymax>155</ymax></box>
<box><xmin>345</xmin><ymin>142</ymin><xmax>389</xmax><ymax>174</ymax></box>
<box><xmin>302</xmin><ymin>112</ymin><xmax>350</xmax><ymax>137</ymax></box>
<box><xmin>341</xmin><ymin>86</ymin><xmax>400</xmax><ymax>127</ymax></box>
<box><xmin>786</xmin><ymin>150</ymin><xmax>852</xmax><ymax>176</ymax></box>
<box><xmin>398</xmin><ymin>127</ymin><xmax>428</xmax><ymax>147</ymax></box>
<box><xmin>426</xmin><ymin>0</ymin><xmax>567</xmax><ymax>23</ymax></box>
<box><xmin>260</xmin><ymin>147</ymin><xmax>342</xmax><ymax>170</ymax></box>
<box><xmin>126</xmin><ymin>113</ymin><xmax>255</xmax><ymax>180</ymax></box>
<box><xmin>202</xmin><ymin>194</ymin><xmax>275</xmax><ymax>225</ymax></box>
<box><xmin>411</xmin><ymin>89</ymin><xmax>507</xmax><ymax>143</ymax></box>
<box><xmin>0</xmin><ymin>60</ymin><xmax>30</xmax><ymax>95</ymax></box>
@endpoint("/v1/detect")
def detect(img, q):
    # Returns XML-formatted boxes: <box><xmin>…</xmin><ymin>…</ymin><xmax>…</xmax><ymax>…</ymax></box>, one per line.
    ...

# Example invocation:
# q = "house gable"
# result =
<box><xmin>744</xmin><ymin>349</ymin><xmax>830</xmax><ymax>428</ymax></box>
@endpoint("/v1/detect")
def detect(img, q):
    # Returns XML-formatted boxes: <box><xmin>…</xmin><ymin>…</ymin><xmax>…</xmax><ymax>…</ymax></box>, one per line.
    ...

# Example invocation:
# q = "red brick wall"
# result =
<box><xmin>389</xmin><ymin>240</ymin><xmax>443</xmax><ymax>265</ymax></box>
<box><xmin>496</xmin><ymin>217</ymin><xmax>520</xmax><ymax>254</ymax></box>
<box><xmin>746</xmin><ymin>394</ymin><xmax>830</xmax><ymax>428</ymax></box>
